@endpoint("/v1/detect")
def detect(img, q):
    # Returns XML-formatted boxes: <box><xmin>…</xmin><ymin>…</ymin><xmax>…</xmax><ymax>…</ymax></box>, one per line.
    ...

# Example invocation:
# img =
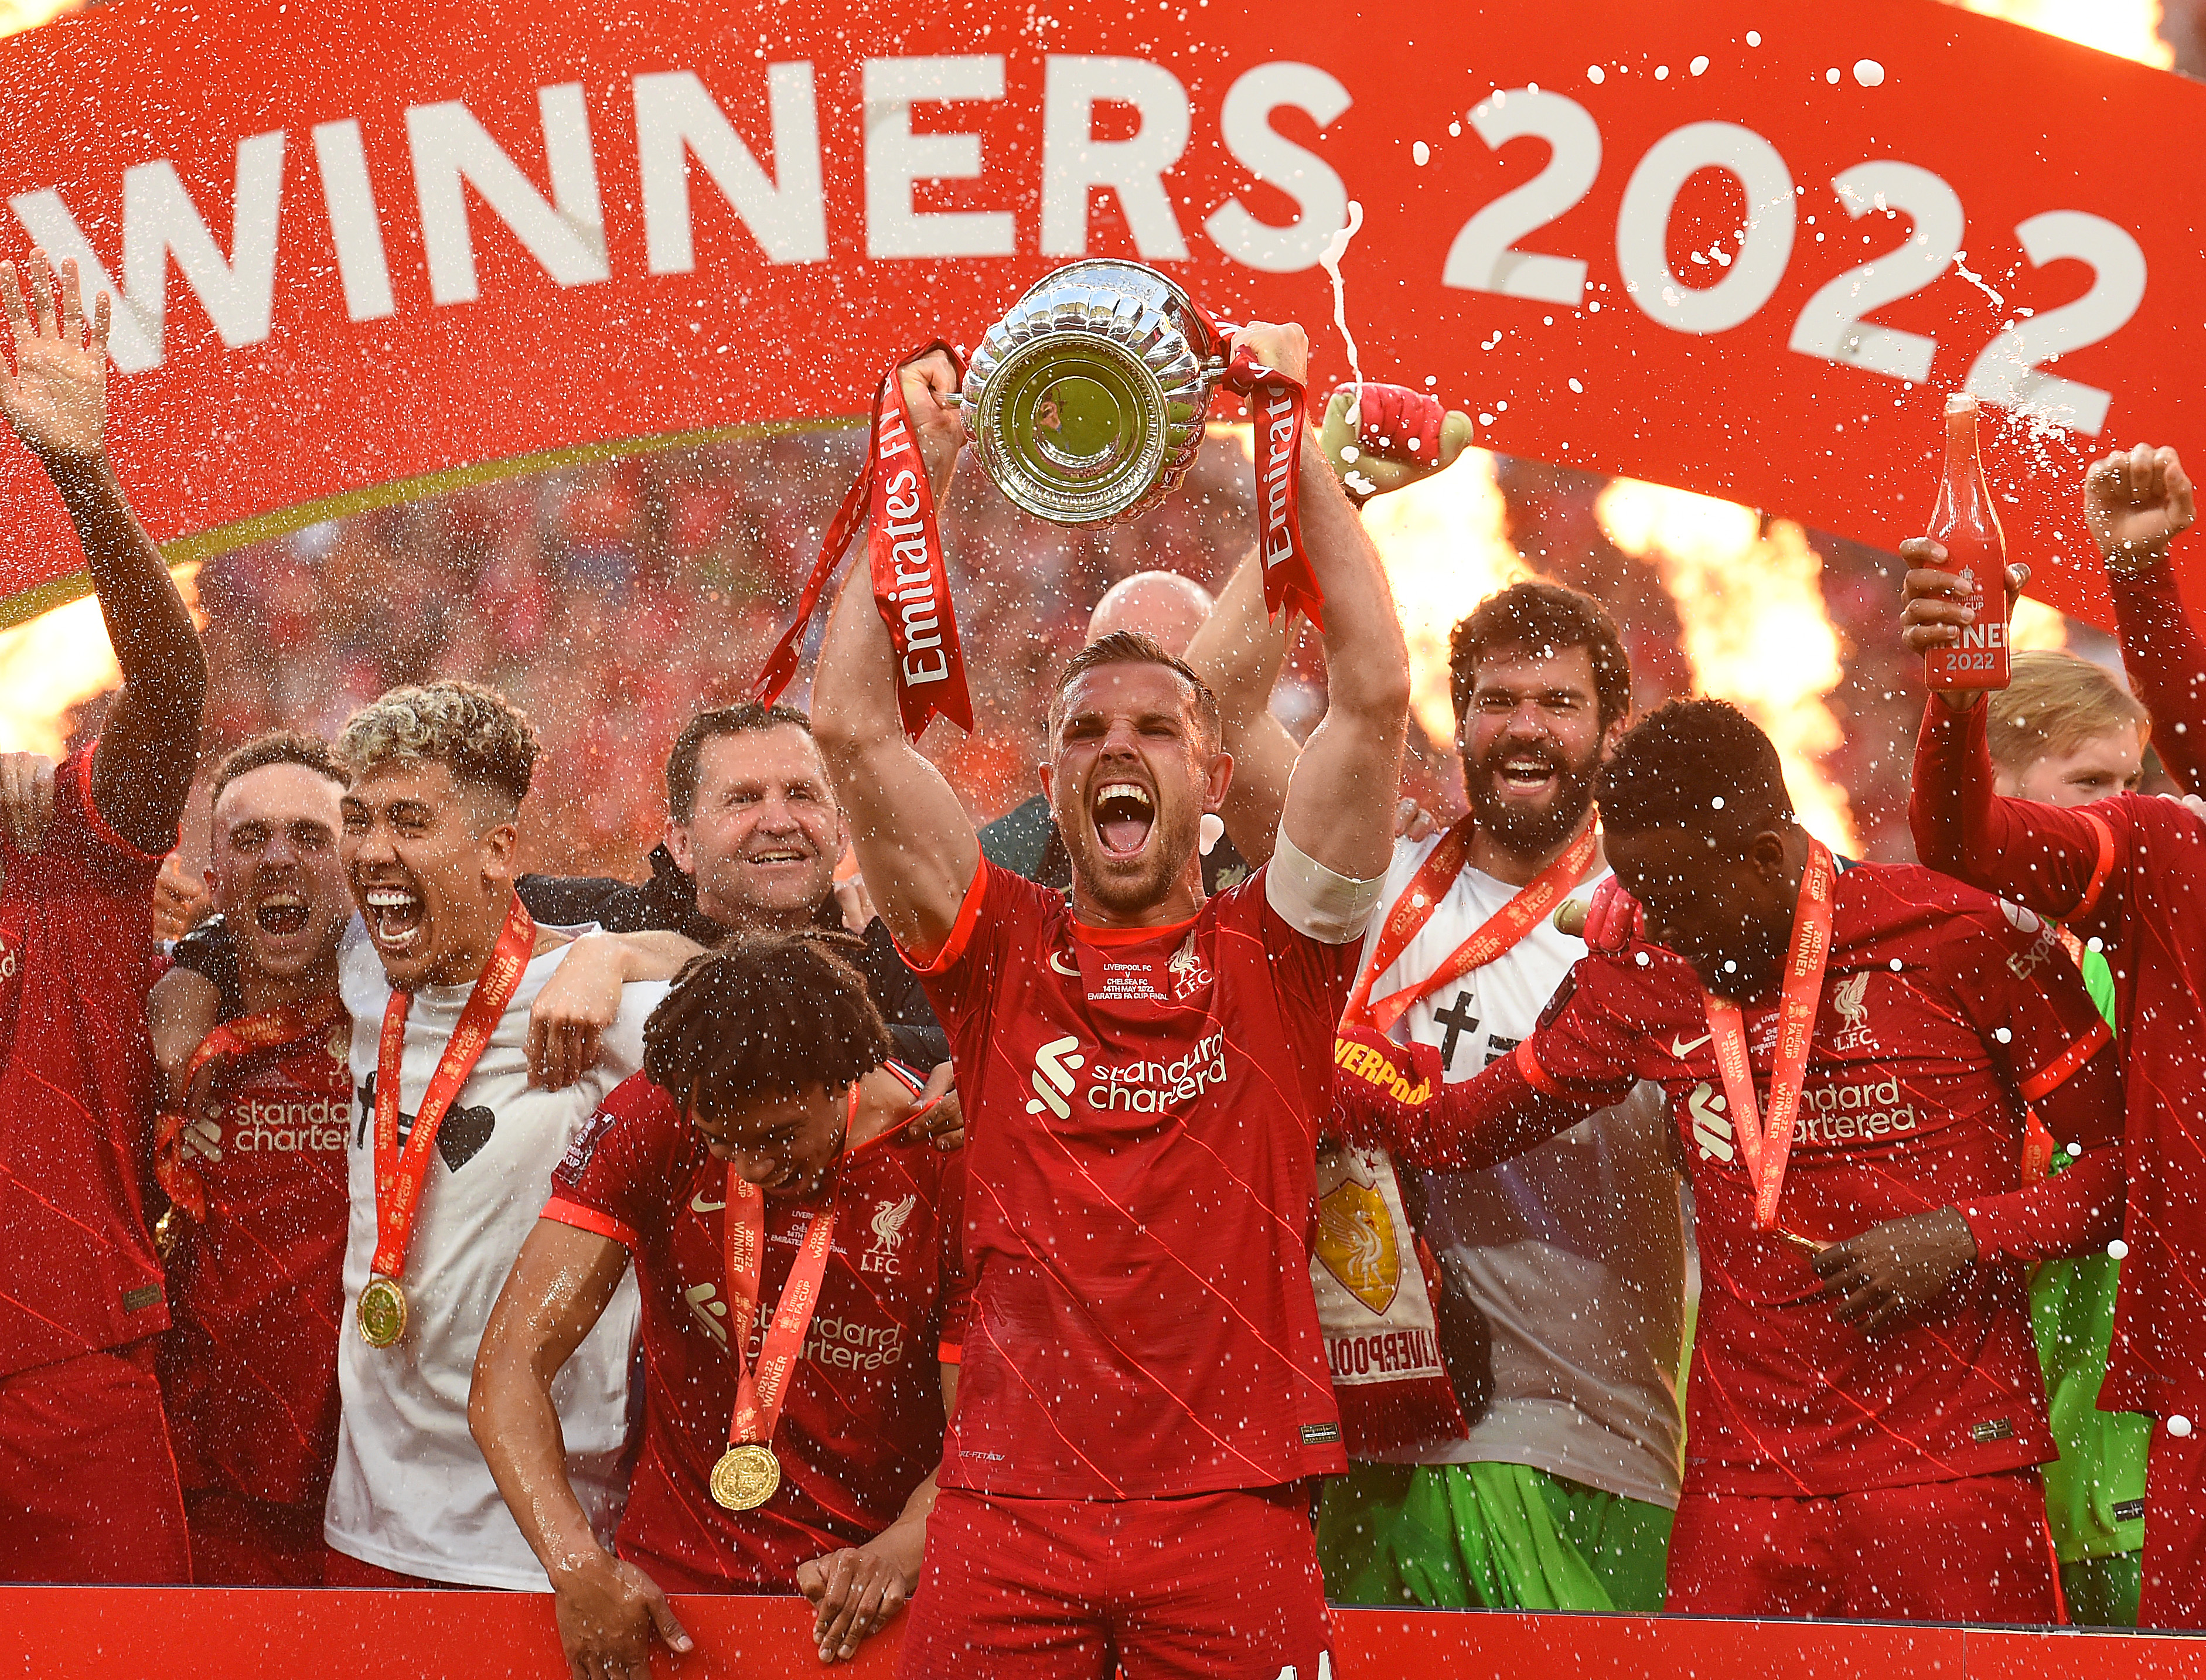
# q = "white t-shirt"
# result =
<box><xmin>1363</xmin><ymin>834</ymin><xmax>1689</xmax><ymax>1509</ymax></box>
<box><xmin>328</xmin><ymin>918</ymin><xmax>667</xmax><ymax>1589</ymax></box>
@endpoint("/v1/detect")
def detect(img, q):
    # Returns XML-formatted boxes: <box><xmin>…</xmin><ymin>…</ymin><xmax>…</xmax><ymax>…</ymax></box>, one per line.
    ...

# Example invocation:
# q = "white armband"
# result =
<box><xmin>1266</xmin><ymin>827</ymin><xmax>1387</xmax><ymax>946</ymax></box>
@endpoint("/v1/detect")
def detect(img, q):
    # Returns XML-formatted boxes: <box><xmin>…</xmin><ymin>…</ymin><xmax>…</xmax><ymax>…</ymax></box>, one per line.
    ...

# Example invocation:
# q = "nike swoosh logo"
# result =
<box><xmin>1669</xmin><ymin>1033</ymin><xmax>1713</xmax><ymax>1059</ymax></box>
<box><xmin>690</xmin><ymin>1192</ymin><xmax>727</xmax><ymax>1214</ymax></box>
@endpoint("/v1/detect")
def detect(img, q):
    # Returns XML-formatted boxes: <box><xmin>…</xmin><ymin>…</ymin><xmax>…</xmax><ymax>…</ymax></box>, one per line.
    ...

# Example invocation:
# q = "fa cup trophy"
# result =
<box><xmin>954</xmin><ymin>260</ymin><xmax>1230</xmax><ymax>527</ymax></box>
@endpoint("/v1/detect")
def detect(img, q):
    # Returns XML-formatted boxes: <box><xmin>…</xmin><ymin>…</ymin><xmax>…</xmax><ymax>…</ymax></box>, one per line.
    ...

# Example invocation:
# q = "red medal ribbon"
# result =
<box><xmin>1702</xmin><ymin>840</ymin><xmax>1837</xmax><ymax>1232</ymax></box>
<box><xmin>155</xmin><ymin>994</ymin><xmax>348</xmax><ymax>1221</ymax></box>
<box><xmin>722</xmin><ymin>1083</ymin><xmax>858</xmax><ymax>1451</ymax></box>
<box><xmin>369</xmin><ymin>893</ymin><xmax>536</xmax><ymax>1281</ymax></box>
<box><xmin>1218</xmin><ymin>332</ymin><xmax>1322</xmax><ymax>629</ymax></box>
<box><xmin>1347</xmin><ymin>817</ymin><xmax>1600</xmax><ymax>1034</ymax></box>
<box><xmin>751</xmin><ymin>342</ymin><xmax>973</xmax><ymax>740</ymax></box>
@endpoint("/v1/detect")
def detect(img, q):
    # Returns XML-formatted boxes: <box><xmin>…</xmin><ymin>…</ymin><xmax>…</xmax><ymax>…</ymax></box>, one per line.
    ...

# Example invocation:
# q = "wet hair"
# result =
<box><xmin>641</xmin><ymin>933</ymin><xmax>891</xmax><ymax>1117</ymax></box>
<box><xmin>1450</xmin><ymin>581</ymin><xmax>1633</xmax><ymax>734</ymax></box>
<box><xmin>664</xmin><ymin>701</ymin><xmax>820</xmax><ymax>824</ymax></box>
<box><xmin>336</xmin><ymin>680</ymin><xmax>538</xmax><ymax>809</ymax></box>
<box><xmin>209</xmin><ymin>731</ymin><xmax>348</xmax><ymax>809</ymax></box>
<box><xmin>1047</xmin><ymin>629</ymin><xmax>1221</xmax><ymax>747</ymax></box>
<box><xmin>1986</xmin><ymin>650</ymin><xmax>2148</xmax><ymax>774</ymax></box>
<box><xmin>1595</xmin><ymin>698</ymin><xmax>1794</xmax><ymax>844</ymax></box>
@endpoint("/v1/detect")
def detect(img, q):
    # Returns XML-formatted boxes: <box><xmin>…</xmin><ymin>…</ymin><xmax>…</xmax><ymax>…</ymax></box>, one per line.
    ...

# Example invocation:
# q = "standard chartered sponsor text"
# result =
<box><xmin>1086</xmin><ymin>1031</ymin><xmax>1228</xmax><ymax>1112</ymax></box>
<box><xmin>233</xmin><ymin>1093</ymin><xmax>349</xmax><ymax>1152</ymax></box>
<box><xmin>1795</xmin><ymin>1076</ymin><xmax>1919</xmax><ymax>1144</ymax></box>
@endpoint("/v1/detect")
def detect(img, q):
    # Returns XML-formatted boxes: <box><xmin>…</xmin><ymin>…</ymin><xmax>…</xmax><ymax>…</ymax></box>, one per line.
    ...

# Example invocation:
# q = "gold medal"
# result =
<box><xmin>357</xmin><ymin>1275</ymin><xmax>410</xmax><ymax>1348</ymax></box>
<box><xmin>710</xmin><ymin>1443</ymin><xmax>781</xmax><ymax>1511</ymax></box>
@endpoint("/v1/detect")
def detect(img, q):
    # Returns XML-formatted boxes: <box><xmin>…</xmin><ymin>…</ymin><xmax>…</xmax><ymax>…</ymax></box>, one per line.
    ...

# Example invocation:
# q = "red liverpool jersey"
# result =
<box><xmin>547</xmin><ymin>1071</ymin><xmax>967</xmax><ymax>1591</ymax></box>
<box><xmin>1359</xmin><ymin>862</ymin><xmax>2120</xmax><ymax>1498</ymax></box>
<box><xmin>907</xmin><ymin>859</ymin><xmax>1358</xmax><ymax>1500</ymax></box>
<box><xmin>0</xmin><ymin>744</ymin><xmax>171</xmax><ymax>1375</ymax></box>
<box><xmin>159</xmin><ymin>1022</ymin><xmax>351</xmax><ymax>1507</ymax></box>
<box><xmin>1915</xmin><ymin>698</ymin><xmax>2206</xmax><ymax>1420</ymax></box>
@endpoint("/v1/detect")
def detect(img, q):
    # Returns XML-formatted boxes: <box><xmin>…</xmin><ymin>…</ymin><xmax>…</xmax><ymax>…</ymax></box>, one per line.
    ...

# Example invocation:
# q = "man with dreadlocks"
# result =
<box><xmin>473</xmin><ymin>935</ymin><xmax>968</xmax><ymax>1680</ymax></box>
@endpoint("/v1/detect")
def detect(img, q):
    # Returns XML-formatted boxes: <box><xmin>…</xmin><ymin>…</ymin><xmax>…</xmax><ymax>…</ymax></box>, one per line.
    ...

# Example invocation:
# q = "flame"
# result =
<box><xmin>0</xmin><ymin>0</ymin><xmax>80</xmax><ymax>40</ymax></box>
<box><xmin>2009</xmin><ymin>594</ymin><xmax>2069</xmax><ymax>652</ymax></box>
<box><xmin>1949</xmin><ymin>0</ymin><xmax>2173</xmax><ymax>67</ymax></box>
<box><xmin>0</xmin><ymin>565</ymin><xmax>202</xmax><ymax>758</ymax></box>
<box><xmin>1361</xmin><ymin>448</ymin><xmax>1535</xmax><ymax>751</ymax></box>
<box><xmin>1595</xmin><ymin>480</ymin><xmax>1859</xmax><ymax>854</ymax></box>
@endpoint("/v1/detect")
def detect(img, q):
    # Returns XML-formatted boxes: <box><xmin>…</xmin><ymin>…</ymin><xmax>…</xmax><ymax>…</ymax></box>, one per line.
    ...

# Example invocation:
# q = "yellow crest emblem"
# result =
<box><xmin>1316</xmin><ymin>1177</ymin><xmax>1399</xmax><ymax>1315</ymax></box>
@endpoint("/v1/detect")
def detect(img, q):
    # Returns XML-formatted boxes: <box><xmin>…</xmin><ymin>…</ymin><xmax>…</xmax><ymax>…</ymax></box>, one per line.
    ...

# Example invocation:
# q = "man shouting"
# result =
<box><xmin>813</xmin><ymin>325</ymin><xmax>1410</xmax><ymax>1679</ymax></box>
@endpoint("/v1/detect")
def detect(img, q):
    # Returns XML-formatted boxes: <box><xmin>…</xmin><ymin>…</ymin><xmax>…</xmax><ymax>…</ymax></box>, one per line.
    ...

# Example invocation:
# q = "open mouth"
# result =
<box><xmin>254</xmin><ymin>891</ymin><xmax>312</xmax><ymax>938</ymax></box>
<box><xmin>363</xmin><ymin>883</ymin><xmax>425</xmax><ymax>953</ymax></box>
<box><xmin>745</xmin><ymin>846</ymin><xmax>811</xmax><ymax>870</ymax></box>
<box><xmin>1092</xmin><ymin>780</ymin><xmax>1155</xmax><ymax>858</ymax></box>
<box><xmin>1495</xmin><ymin>752</ymin><xmax>1560</xmax><ymax>798</ymax></box>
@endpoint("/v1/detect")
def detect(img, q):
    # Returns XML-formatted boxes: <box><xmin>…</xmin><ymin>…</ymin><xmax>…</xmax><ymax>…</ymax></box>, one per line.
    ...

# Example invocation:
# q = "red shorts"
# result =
<box><xmin>2139</xmin><ymin>1418</ymin><xmax>2206</xmax><ymax>1628</ymax></box>
<box><xmin>185</xmin><ymin>1488</ymin><xmax>331</xmax><ymax>1586</ymax></box>
<box><xmin>1665</xmin><ymin>1470</ymin><xmax>2058</xmax><ymax>1623</ymax></box>
<box><xmin>0</xmin><ymin>1341</ymin><xmax>189</xmax><ymax>1584</ymax></box>
<box><xmin>898</xmin><ymin>1483</ymin><xmax>1334</xmax><ymax>1680</ymax></box>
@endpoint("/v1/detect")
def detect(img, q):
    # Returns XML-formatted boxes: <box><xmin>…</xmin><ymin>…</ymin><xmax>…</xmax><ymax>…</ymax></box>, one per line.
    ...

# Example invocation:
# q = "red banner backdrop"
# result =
<box><xmin>8</xmin><ymin>1591</ymin><xmax>2206</xmax><ymax>1678</ymax></box>
<box><xmin>0</xmin><ymin>0</ymin><xmax>2200</xmax><ymax>631</ymax></box>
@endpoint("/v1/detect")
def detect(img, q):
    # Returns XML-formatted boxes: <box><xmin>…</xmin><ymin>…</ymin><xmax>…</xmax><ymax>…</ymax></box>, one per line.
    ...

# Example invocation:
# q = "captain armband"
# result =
<box><xmin>1267</xmin><ymin>828</ymin><xmax>1387</xmax><ymax>946</ymax></box>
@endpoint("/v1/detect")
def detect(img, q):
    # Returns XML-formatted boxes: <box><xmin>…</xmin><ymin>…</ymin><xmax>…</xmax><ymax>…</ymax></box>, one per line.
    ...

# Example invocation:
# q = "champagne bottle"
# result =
<box><xmin>1923</xmin><ymin>394</ymin><xmax>2012</xmax><ymax>691</ymax></box>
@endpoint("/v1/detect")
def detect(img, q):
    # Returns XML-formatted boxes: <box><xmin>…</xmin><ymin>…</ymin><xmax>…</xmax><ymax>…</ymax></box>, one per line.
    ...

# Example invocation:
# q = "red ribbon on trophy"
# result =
<box><xmin>751</xmin><ymin>342</ymin><xmax>974</xmax><ymax>740</ymax></box>
<box><xmin>1215</xmin><ymin>329</ymin><xmax>1322</xmax><ymax>631</ymax></box>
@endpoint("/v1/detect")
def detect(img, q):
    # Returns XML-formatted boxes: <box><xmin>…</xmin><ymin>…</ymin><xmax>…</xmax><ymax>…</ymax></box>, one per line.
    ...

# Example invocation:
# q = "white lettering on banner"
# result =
<box><xmin>1039</xmin><ymin>56</ymin><xmax>1191</xmax><ymax>260</ymax></box>
<box><xmin>1203</xmin><ymin>62</ymin><xmax>1352</xmax><ymax>274</ymax></box>
<box><xmin>1965</xmin><ymin>210</ymin><xmax>2146</xmax><ymax>435</ymax></box>
<box><xmin>1617</xmin><ymin>121</ymin><xmax>1796</xmax><ymax>335</ymax></box>
<box><xmin>310</xmin><ymin>120</ymin><xmax>395</xmax><ymax>322</ymax></box>
<box><xmin>1445</xmin><ymin>86</ymin><xmax>2144</xmax><ymax>436</ymax></box>
<box><xmin>1442</xmin><ymin>88</ymin><xmax>1600</xmax><ymax>306</ymax></box>
<box><xmin>1787</xmin><ymin>161</ymin><xmax>1960</xmax><ymax>384</ymax></box>
<box><xmin>407</xmin><ymin>83</ymin><xmax>609</xmax><ymax>306</ymax></box>
<box><xmin>862</xmin><ymin>55</ymin><xmax>1015</xmax><ymax>258</ymax></box>
<box><xmin>633</xmin><ymin>65</ymin><xmax>828</xmax><ymax>272</ymax></box>
<box><xmin>11</xmin><ymin>130</ymin><xmax>286</xmax><ymax>374</ymax></box>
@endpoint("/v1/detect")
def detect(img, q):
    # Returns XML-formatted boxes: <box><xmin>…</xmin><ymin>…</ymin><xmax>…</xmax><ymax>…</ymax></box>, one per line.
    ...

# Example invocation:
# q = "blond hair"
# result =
<box><xmin>337</xmin><ymin>680</ymin><xmax>538</xmax><ymax>807</ymax></box>
<box><xmin>1985</xmin><ymin>650</ymin><xmax>2148</xmax><ymax>774</ymax></box>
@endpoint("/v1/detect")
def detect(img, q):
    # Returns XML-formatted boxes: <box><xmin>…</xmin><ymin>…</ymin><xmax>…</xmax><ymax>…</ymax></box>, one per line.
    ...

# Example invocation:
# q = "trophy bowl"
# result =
<box><xmin>960</xmin><ymin>260</ymin><xmax>1226</xmax><ymax>527</ymax></box>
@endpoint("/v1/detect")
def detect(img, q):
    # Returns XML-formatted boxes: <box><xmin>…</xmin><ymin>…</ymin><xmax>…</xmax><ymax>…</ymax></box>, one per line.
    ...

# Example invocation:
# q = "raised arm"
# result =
<box><xmin>0</xmin><ymin>253</ymin><xmax>205</xmax><ymax>856</ymax></box>
<box><xmin>1181</xmin><ymin>550</ymin><xmax>1297</xmax><ymax>867</ymax></box>
<box><xmin>472</xmin><ymin>1219</ymin><xmax>693</xmax><ymax>1680</ymax></box>
<box><xmin>1242</xmin><ymin>330</ymin><xmax>1410</xmax><ymax>881</ymax></box>
<box><xmin>810</xmin><ymin>351</ymin><xmax>978</xmax><ymax>963</ymax></box>
<box><xmin>2088</xmin><ymin>444</ymin><xmax>2206</xmax><ymax>793</ymax></box>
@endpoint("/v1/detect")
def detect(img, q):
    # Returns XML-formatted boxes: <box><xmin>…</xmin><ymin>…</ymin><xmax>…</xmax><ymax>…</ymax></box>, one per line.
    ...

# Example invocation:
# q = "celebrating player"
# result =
<box><xmin>1336</xmin><ymin>700</ymin><xmax>2126</xmax><ymax>1621</ymax></box>
<box><xmin>812</xmin><ymin>326</ymin><xmax>1410</xmax><ymax>1678</ymax></box>
<box><xmin>170</xmin><ymin>701</ymin><xmax>955</xmax><ymax>1107</ymax></box>
<box><xmin>474</xmin><ymin>936</ymin><xmax>967</xmax><ymax>1678</ymax></box>
<box><xmin>1186</xmin><ymin>424</ymin><xmax>1687</xmax><ymax>1613</ymax></box>
<box><xmin>145</xmin><ymin>735</ymin><xmax>354</xmax><ymax>1583</ymax></box>
<box><xmin>1964</xmin><ymin>652</ymin><xmax>2150</xmax><ymax>1625</ymax></box>
<box><xmin>324</xmin><ymin>679</ymin><xmax>695</xmax><ymax>1589</ymax></box>
<box><xmin>0</xmin><ymin>251</ymin><xmax>206</xmax><ymax>1582</ymax></box>
<box><xmin>978</xmin><ymin>571</ymin><xmax>1255</xmax><ymax>895</ymax></box>
<box><xmin>1903</xmin><ymin>442</ymin><xmax>2206</xmax><ymax>1628</ymax></box>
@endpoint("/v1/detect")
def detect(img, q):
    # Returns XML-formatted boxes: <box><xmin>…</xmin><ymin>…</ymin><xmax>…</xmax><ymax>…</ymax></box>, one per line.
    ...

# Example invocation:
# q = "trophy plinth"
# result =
<box><xmin>962</xmin><ymin>260</ymin><xmax>1225</xmax><ymax>527</ymax></box>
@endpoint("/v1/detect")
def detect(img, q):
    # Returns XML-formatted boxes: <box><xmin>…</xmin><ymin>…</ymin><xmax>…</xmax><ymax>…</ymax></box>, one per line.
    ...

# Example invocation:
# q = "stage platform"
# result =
<box><xmin>10</xmin><ymin>1589</ymin><xmax>2204</xmax><ymax>1676</ymax></box>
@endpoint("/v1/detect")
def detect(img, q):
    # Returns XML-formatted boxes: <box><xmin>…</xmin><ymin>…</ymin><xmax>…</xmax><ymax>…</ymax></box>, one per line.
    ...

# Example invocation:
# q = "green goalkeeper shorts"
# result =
<box><xmin>1315</xmin><ymin>1459</ymin><xmax>1673</xmax><ymax>1613</ymax></box>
